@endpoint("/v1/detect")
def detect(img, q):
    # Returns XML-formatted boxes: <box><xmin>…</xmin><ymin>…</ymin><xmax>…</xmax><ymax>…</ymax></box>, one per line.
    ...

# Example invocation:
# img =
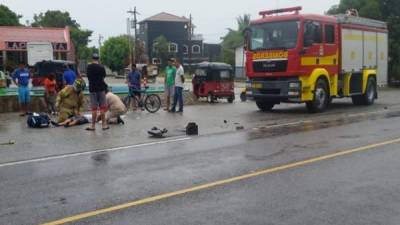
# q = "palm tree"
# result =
<box><xmin>237</xmin><ymin>14</ymin><xmax>251</xmax><ymax>32</ymax></box>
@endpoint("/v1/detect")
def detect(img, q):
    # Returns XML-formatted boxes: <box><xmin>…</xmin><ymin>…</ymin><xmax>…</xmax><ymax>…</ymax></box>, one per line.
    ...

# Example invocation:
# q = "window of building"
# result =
<box><xmin>183</xmin><ymin>45</ymin><xmax>188</xmax><ymax>54</ymax></box>
<box><xmin>169</xmin><ymin>43</ymin><xmax>178</xmax><ymax>53</ymax></box>
<box><xmin>325</xmin><ymin>25</ymin><xmax>335</xmax><ymax>44</ymax></box>
<box><xmin>152</xmin><ymin>58</ymin><xmax>161</xmax><ymax>65</ymax></box>
<box><xmin>139</xmin><ymin>24</ymin><xmax>146</xmax><ymax>34</ymax></box>
<box><xmin>152</xmin><ymin>42</ymin><xmax>158</xmax><ymax>52</ymax></box>
<box><xmin>192</xmin><ymin>45</ymin><xmax>201</xmax><ymax>54</ymax></box>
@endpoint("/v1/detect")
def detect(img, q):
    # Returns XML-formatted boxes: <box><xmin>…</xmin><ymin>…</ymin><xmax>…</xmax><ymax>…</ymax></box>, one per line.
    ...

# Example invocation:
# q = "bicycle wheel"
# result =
<box><xmin>123</xmin><ymin>95</ymin><xmax>132</xmax><ymax>111</ymax></box>
<box><xmin>144</xmin><ymin>94</ymin><xmax>161</xmax><ymax>113</ymax></box>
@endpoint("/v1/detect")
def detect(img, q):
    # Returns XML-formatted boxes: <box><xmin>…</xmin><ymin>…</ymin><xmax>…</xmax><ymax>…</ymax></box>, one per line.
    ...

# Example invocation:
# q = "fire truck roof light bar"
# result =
<box><xmin>259</xmin><ymin>6</ymin><xmax>302</xmax><ymax>17</ymax></box>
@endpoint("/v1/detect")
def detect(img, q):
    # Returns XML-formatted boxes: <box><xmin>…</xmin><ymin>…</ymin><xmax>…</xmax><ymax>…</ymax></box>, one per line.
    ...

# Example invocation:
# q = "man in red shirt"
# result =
<box><xmin>44</xmin><ymin>73</ymin><xmax>57</xmax><ymax>114</ymax></box>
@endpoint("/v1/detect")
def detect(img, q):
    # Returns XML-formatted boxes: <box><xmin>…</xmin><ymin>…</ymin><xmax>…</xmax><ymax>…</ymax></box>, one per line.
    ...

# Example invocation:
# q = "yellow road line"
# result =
<box><xmin>41</xmin><ymin>137</ymin><xmax>400</xmax><ymax>225</ymax></box>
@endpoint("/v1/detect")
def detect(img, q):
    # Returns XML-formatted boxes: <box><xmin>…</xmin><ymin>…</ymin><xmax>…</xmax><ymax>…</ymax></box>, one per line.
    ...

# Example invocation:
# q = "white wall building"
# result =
<box><xmin>235</xmin><ymin>45</ymin><xmax>246</xmax><ymax>79</ymax></box>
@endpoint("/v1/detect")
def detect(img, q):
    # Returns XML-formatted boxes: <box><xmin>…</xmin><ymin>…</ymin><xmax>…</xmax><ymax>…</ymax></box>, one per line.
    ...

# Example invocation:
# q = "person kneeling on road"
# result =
<box><xmin>56</xmin><ymin>79</ymin><xmax>86</xmax><ymax>123</ymax></box>
<box><xmin>103</xmin><ymin>89</ymin><xmax>126</xmax><ymax>125</ymax></box>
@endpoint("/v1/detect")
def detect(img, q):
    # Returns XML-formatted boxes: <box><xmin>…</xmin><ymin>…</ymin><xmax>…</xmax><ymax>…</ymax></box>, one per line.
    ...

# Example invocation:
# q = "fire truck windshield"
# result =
<box><xmin>250</xmin><ymin>20</ymin><xmax>299</xmax><ymax>51</ymax></box>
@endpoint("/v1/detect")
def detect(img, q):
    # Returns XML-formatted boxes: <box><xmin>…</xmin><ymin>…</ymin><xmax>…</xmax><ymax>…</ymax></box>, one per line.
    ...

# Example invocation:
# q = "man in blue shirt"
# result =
<box><xmin>127</xmin><ymin>64</ymin><xmax>142</xmax><ymax>109</ymax></box>
<box><xmin>63</xmin><ymin>65</ymin><xmax>77</xmax><ymax>85</ymax></box>
<box><xmin>12</xmin><ymin>62</ymin><xmax>31</xmax><ymax>116</ymax></box>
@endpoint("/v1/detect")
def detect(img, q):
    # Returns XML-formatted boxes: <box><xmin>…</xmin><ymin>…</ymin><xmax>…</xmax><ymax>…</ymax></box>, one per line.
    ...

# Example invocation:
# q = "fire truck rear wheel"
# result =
<box><xmin>306</xmin><ymin>78</ymin><xmax>329</xmax><ymax>113</ymax></box>
<box><xmin>352</xmin><ymin>76</ymin><xmax>376</xmax><ymax>106</ymax></box>
<box><xmin>256</xmin><ymin>101</ymin><xmax>275</xmax><ymax>111</ymax></box>
<box><xmin>364</xmin><ymin>77</ymin><xmax>376</xmax><ymax>105</ymax></box>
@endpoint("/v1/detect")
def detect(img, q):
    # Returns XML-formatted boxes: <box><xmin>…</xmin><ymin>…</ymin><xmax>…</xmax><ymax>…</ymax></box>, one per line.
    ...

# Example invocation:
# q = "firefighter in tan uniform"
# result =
<box><xmin>56</xmin><ymin>79</ymin><xmax>86</xmax><ymax>123</ymax></box>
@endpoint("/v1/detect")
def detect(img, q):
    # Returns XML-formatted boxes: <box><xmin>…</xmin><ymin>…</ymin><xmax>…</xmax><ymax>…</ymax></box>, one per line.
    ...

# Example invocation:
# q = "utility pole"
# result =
<box><xmin>127</xmin><ymin>18</ymin><xmax>132</xmax><ymax>67</ymax></box>
<box><xmin>98</xmin><ymin>34</ymin><xmax>104</xmax><ymax>58</ymax></box>
<box><xmin>188</xmin><ymin>14</ymin><xmax>192</xmax><ymax>74</ymax></box>
<box><xmin>127</xmin><ymin>7</ymin><xmax>140</xmax><ymax>65</ymax></box>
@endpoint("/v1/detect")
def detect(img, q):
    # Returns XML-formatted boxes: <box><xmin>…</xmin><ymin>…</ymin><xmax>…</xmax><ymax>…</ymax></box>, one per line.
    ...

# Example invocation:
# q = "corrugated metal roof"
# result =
<box><xmin>140</xmin><ymin>12</ymin><xmax>189</xmax><ymax>23</ymax></box>
<box><xmin>0</xmin><ymin>26</ymin><xmax>71</xmax><ymax>50</ymax></box>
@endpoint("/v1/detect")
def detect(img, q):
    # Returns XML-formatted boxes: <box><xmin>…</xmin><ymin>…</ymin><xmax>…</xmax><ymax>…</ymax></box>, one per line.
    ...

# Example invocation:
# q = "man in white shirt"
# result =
<box><xmin>171</xmin><ymin>59</ymin><xmax>185</xmax><ymax>113</ymax></box>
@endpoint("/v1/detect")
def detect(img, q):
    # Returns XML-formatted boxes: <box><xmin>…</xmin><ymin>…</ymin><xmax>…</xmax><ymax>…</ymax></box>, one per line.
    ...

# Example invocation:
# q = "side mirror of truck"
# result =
<box><xmin>243</xmin><ymin>28</ymin><xmax>251</xmax><ymax>51</ymax></box>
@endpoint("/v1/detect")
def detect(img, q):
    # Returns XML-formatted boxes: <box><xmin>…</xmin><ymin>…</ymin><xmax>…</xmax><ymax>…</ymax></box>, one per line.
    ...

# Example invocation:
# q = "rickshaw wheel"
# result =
<box><xmin>227</xmin><ymin>96</ymin><xmax>235</xmax><ymax>103</ymax></box>
<box><xmin>207</xmin><ymin>93</ymin><xmax>215</xmax><ymax>103</ymax></box>
<box><xmin>240</xmin><ymin>92</ymin><xmax>247</xmax><ymax>102</ymax></box>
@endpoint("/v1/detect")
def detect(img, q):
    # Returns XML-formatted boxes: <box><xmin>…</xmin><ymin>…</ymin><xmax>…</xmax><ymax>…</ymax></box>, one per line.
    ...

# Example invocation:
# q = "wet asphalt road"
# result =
<box><xmin>1</xmin><ymin>89</ymin><xmax>400</xmax><ymax>225</ymax></box>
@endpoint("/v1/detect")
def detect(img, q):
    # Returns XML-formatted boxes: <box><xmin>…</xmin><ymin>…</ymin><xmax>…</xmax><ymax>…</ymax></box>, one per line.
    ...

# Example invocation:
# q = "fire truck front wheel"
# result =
<box><xmin>256</xmin><ymin>101</ymin><xmax>275</xmax><ymax>112</ymax></box>
<box><xmin>306</xmin><ymin>78</ymin><xmax>329</xmax><ymax>113</ymax></box>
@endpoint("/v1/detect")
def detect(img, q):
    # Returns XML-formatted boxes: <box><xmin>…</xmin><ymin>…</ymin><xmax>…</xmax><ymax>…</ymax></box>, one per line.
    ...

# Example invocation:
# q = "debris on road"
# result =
<box><xmin>148</xmin><ymin>127</ymin><xmax>168</xmax><ymax>138</ymax></box>
<box><xmin>186</xmin><ymin>122</ymin><xmax>198</xmax><ymax>135</ymax></box>
<box><xmin>236</xmin><ymin>126</ymin><xmax>245</xmax><ymax>130</ymax></box>
<box><xmin>0</xmin><ymin>140</ymin><xmax>16</xmax><ymax>145</ymax></box>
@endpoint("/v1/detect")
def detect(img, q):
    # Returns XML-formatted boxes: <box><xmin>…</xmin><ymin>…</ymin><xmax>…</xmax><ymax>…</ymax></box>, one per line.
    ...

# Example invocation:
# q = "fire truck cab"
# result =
<box><xmin>244</xmin><ymin>7</ymin><xmax>388</xmax><ymax>112</ymax></box>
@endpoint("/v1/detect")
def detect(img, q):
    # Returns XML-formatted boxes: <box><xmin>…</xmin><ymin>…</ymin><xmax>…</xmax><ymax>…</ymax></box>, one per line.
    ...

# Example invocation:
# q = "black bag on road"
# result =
<box><xmin>27</xmin><ymin>113</ymin><xmax>51</xmax><ymax>128</ymax></box>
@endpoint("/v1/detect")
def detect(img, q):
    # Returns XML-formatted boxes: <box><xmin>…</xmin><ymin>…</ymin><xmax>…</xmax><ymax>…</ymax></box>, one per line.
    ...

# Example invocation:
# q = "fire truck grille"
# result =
<box><xmin>253</xmin><ymin>60</ymin><xmax>288</xmax><ymax>73</ymax></box>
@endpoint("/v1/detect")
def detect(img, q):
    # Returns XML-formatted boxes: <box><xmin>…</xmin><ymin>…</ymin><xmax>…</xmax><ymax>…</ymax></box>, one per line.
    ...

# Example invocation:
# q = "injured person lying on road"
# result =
<box><xmin>51</xmin><ymin>115</ymin><xmax>90</xmax><ymax>128</ymax></box>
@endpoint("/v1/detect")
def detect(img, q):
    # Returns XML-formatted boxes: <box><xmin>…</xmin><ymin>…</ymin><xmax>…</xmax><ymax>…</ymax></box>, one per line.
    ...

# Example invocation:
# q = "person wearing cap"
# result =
<box><xmin>12</xmin><ymin>62</ymin><xmax>31</xmax><ymax>116</ymax></box>
<box><xmin>56</xmin><ymin>79</ymin><xmax>86</xmax><ymax>123</ymax></box>
<box><xmin>86</xmin><ymin>53</ymin><xmax>109</xmax><ymax>131</ymax></box>
<box><xmin>164</xmin><ymin>58</ymin><xmax>176</xmax><ymax>111</ymax></box>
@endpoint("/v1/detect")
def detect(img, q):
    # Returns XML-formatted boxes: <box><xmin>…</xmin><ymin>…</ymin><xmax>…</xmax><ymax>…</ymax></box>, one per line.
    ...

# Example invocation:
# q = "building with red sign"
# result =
<box><xmin>0</xmin><ymin>26</ymin><xmax>74</xmax><ymax>72</ymax></box>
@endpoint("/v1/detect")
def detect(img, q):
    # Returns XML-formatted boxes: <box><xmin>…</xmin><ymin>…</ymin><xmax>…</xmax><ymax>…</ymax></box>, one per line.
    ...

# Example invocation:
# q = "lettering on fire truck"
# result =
<box><xmin>252</xmin><ymin>51</ymin><xmax>288</xmax><ymax>61</ymax></box>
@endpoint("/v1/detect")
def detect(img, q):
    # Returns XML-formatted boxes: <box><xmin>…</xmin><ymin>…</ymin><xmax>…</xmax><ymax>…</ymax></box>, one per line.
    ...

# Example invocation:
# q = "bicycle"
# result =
<box><xmin>123</xmin><ymin>87</ymin><xmax>162</xmax><ymax>113</ymax></box>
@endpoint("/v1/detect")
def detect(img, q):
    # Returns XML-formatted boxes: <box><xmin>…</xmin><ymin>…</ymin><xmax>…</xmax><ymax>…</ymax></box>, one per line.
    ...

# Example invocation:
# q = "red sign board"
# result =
<box><xmin>6</xmin><ymin>42</ymin><xmax>26</xmax><ymax>50</ymax></box>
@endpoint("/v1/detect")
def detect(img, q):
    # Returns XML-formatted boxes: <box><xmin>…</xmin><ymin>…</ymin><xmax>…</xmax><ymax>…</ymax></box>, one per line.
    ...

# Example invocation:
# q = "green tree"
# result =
<box><xmin>70</xmin><ymin>28</ymin><xmax>93</xmax><ymax>60</ymax></box>
<box><xmin>326</xmin><ymin>0</ymin><xmax>381</xmax><ymax>19</ymax></box>
<box><xmin>0</xmin><ymin>4</ymin><xmax>21</xmax><ymax>26</ymax></box>
<box><xmin>79</xmin><ymin>46</ymin><xmax>98</xmax><ymax>62</ymax></box>
<box><xmin>100</xmin><ymin>35</ymin><xmax>130</xmax><ymax>72</ymax></box>
<box><xmin>152</xmin><ymin>35</ymin><xmax>171</xmax><ymax>67</ymax></box>
<box><xmin>220</xmin><ymin>14</ymin><xmax>250</xmax><ymax>66</ymax></box>
<box><xmin>31</xmin><ymin>10</ymin><xmax>79</xmax><ymax>28</ymax></box>
<box><xmin>31</xmin><ymin>10</ymin><xmax>93</xmax><ymax>60</ymax></box>
<box><xmin>327</xmin><ymin>0</ymin><xmax>400</xmax><ymax>80</ymax></box>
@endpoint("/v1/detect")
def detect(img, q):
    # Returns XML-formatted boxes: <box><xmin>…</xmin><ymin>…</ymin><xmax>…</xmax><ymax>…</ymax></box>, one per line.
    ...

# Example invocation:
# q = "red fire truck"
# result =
<box><xmin>244</xmin><ymin>7</ymin><xmax>388</xmax><ymax>112</ymax></box>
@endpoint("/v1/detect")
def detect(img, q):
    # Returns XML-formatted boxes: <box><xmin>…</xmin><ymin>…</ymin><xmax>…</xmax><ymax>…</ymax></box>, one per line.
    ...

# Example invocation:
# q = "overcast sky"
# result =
<box><xmin>3</xmin><ymin>0</ymin><xmax>339</xmax><ymax>46</ymax></box>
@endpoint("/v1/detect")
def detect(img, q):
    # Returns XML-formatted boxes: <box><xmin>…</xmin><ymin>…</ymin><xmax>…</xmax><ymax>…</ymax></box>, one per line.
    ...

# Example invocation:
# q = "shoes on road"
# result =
<box><xmin>117</xmin><ymin>116</ymin><xmax>125</xmax><ymax>125</ymax></box>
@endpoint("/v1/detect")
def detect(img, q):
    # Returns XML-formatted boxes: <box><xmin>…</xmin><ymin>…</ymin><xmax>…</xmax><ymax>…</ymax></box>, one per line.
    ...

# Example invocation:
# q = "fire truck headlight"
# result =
<box><xmin>246</xmin><ymin>82</ymin><xmax>252</xmax><ymax>89</ymax></box>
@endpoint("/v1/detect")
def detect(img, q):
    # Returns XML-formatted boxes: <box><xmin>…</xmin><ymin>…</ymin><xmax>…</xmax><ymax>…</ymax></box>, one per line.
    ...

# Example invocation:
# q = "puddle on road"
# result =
<box><xmin>246</xmin><ymin>109</ymin><xmax>400</xmax><ymax>141</ymax></box>
<box><xmin>384</xmin><ymin>111</ymin><xmax>400</xmax><ymax>119</ymax></box>
<box><xmin>91</xmin><ymin>152</ymin><xmax>110</xmax><ymax>166</ymax></box>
